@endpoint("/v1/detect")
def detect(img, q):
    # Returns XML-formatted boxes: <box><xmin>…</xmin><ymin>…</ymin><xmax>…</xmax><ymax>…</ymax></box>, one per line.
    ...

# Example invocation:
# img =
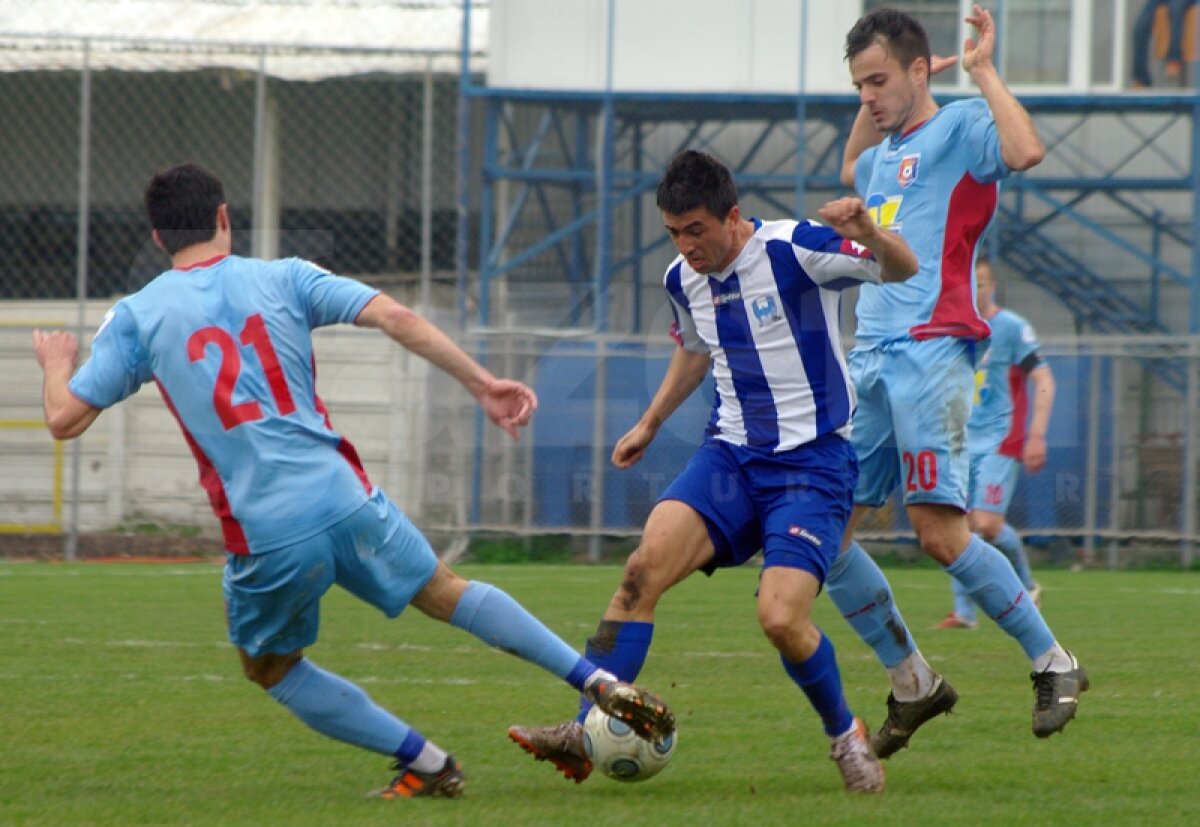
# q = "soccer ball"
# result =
<box><xmin>582</xmin><ymin>705</ymin><xmax>677</xmax><ymax>782</ymax></box>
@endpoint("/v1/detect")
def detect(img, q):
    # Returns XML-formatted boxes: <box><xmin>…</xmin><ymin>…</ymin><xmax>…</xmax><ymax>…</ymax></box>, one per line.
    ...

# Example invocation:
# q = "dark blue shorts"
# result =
<box><xmin>658</xmin><ymin>434</ymin><xmax>857</xmax><ymax>583</ymax></box>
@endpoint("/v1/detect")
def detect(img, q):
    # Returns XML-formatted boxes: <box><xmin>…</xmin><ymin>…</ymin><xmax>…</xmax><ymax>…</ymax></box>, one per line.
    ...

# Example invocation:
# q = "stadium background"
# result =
<box><xmin>0</xmin><ymin>0</ymin><xmax>1195</xmax><ymax>569</ymax></box>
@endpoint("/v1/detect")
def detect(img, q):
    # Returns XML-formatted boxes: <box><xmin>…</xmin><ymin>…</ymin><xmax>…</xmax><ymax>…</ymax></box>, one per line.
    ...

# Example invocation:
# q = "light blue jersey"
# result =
<box><xmin>969</xmin><ymin>308</ymin><xmax>1042</xmax><ymax>457</ymax></box>
<box><xmin>70</xmin><ymin>255</ymin><xmax>379</xmax><ymax>555</ymax></box>
<box><xmin>853</xmin><ymin>98</ymin><xmax>1009</xmax><ymax>346</ymax></box>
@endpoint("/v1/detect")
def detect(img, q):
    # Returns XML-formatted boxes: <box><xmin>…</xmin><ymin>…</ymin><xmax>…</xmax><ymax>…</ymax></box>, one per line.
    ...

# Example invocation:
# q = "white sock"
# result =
<box><xmin>409</xmin><ymin>740</ymin><xmax>449</xmax><ymax>773</ymax></box>
<box><xmin>886</xmin><ymin>652</ymin><xmax>938</xmax><ymax>702</ymax></box>
<box><xmin>1032</xmin><ymin>643</ymin><xmax>1073</xmax><ymax>674</ymax></box>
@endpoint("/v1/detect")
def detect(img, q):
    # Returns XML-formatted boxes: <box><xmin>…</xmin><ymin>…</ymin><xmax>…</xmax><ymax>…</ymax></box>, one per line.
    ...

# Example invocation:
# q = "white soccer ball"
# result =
<box><xmin>582</xmin><ymin>705</ymin><xmax>677</xmax><ymax>782</ymax></box>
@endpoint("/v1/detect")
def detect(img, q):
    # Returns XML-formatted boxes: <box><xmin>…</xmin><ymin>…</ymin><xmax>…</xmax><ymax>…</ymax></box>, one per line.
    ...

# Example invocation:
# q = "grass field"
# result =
<box><xmin>1</xmin><ymin>561</ymin><xmax>1197</xmax><ymax>826</ymax></box>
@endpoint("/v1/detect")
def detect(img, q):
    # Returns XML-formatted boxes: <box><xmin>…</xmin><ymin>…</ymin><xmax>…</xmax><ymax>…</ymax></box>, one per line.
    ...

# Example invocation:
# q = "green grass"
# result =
<box><xmin>1</xmin><ymin>562</ymin><xmax>1197</xmax><ymax>826</ymax></box>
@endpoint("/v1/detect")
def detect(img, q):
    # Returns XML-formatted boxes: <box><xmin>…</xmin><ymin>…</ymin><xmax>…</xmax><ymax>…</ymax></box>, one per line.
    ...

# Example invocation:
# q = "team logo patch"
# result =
<box><xmin>751</xmin><ymin>294</ymin><xmax>781</xmax><ymax>327</ymax></box>
<box><xmin>897</xmin><ymin>154</ymin><xmax>920</xmax><ymax>188</ymax></box>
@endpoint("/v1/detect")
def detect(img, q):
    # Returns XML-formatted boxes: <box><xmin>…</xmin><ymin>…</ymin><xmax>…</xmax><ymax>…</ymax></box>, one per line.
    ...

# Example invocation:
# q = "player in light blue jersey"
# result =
<box><xmin>824</xmin><ymin>6</ymin><xmax>1087</xmax><ymax>757</ymax></box>
<box><xmin>938</xmin><ymin>259</ymin><xmax>1055</xmax><ymax>629</ymax></box>
<box><xmin>509</xmin><ymin>150</ymin><xmax>918</xmax><ymax>793</ymax></box>
<box><xmin>31</xmin><ymin>162</ymin><xmax>675</xmax><ymax>801</ymax></box>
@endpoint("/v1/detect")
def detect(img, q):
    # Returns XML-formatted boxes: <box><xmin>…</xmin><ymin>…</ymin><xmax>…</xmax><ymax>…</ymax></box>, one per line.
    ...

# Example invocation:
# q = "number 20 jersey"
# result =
<box><xmin>69</xmin><ymin>255</ymin><xmax>380</xmax><ymax>555</ymax></box>
<box><xmin>853</xmin><ymin>98</ymin><xmax>1010</xmax><ymax>346</ymax></box>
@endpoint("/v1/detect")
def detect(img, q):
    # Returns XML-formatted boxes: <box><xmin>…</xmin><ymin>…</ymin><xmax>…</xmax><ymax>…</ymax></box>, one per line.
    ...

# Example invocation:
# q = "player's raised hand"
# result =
<box><xmin>930</xmin><ymin>54</ymin><xmax>959</xmax><ymax>76</ymax></box>
<box><xmin>818</xmin><ymin>197</ymin><xmax>876</xmax><ymax>242</ymax></box>
<box><xmin>479</xmin><ymin>378</ymin><xmax>538</xmax><ymax>441</ymax></box>
<box><xmin>32</xmin><ymin>329</ymin><xmax>79</xmax><ymax>371</ymax></box>
<box><xmin>962</xmin><ymin>4</ymin><xmax>996</xmax><ymax>74</ymax></box>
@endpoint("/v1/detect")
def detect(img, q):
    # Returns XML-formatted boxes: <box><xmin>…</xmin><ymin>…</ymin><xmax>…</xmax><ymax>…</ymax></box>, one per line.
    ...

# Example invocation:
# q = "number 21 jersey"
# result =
<box><xmin>69</xmin><ymin>255</ymin><xmax>379</xmax><ymax>555</ymax></box>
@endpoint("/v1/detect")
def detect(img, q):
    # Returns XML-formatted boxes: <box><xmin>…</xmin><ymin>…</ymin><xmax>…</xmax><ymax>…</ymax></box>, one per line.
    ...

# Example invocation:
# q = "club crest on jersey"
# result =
<box><xmin>897</xmin><ymin>154</ymin><xmax>920</xmax><ymax>188</ymax></box>
<box><xmin>751</xmin><ymin>294</ymin><xmax>781</xmax><ymax>327</ymax></box>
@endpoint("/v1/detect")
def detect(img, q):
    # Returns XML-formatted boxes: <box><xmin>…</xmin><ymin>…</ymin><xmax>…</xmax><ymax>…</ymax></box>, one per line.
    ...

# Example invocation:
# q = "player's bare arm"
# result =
<box><xmin>962</xmin><ymin>5</ymin><xmax>1044</xmax><ymax>171</ymax></box>
<box><xmin>32</xmin><ymin>329</ymin><xmax>101</xmax><ymax>440</ymax></box>
<box><xmin>612</xmin><ymin>346</ymin><xmax>710</xmax><ymax>469</ymax></box>
<box><xmin>1024</xmin><ymin>363</ymin><xmax>1055</xmax><ymax>473</ymax></box>
<box><xmin>356</xmin><ymin>293</ymin><xmax>537</xmax><ymax>440</ymax></box>
<box><xmin>817</xmin><ymin>197</ymin><xmax>917</xmax><ymax>283</ymax></box>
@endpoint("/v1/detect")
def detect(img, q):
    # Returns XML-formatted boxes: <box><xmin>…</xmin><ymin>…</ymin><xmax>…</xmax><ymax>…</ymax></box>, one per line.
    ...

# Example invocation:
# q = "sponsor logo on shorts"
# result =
<box><xmin>788</xmin><ymin>525</ymin><xmax>822</xmax><ymax>546</ymax></box>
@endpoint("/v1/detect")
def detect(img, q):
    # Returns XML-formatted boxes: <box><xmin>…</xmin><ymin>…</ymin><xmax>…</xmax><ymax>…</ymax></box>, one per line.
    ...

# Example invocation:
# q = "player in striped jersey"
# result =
<box><xmin>31</xmin><ymin>162</ymin><xmax>675</xmax><ymax>800</ymax></box>
<box><xmin>509</xmin><ymin>150</ymin><xmax>918</xmax><ymax>793</ymax></box>
<box><xmin>826</xmin><ymin>6</ymin><xmax>1087</xmax><ymax>757</ymax></box>
<box><xmin>937</xmin><ymin>259</ymin><xmax>1055</xmax><ymax>629</ymax></box>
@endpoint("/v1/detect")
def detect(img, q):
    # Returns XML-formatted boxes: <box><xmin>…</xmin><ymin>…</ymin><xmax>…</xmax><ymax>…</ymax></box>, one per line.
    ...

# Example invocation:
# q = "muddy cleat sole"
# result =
<box><xmin>935</xmin><ymin>612</ymin><xmax>978</xmax><ymax>630</ymax></box>
<box><xmin>830</xmin><ymin>717</ymin><xmax>885</xmax><ymax>794</ymax></box>
<box><xmin>508</xmin><ymin>721</ymin><xmax>593</xmax><ymax>783</ymax></box>
<box><xmin>871</xmin><ymin>675</ymin><xmax>958</xmax><ymax>759</ymax></box>
<box><xmin>1032</xmin><ymin>651</ymin><xmax>1089</xmax><ymax>738</ymax></box>
<box><xmin>371</xmin><ymin>754</ymin><xmax>465</xmax><ymax>799</ymax></box>
<box><xmin>586</xmin><ymin>679</ymin><xmax>675</xmax><ymax>742</ymax></box>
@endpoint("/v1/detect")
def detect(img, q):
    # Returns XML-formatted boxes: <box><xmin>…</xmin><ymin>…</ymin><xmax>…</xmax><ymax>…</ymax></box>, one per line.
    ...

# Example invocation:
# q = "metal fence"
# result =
<box><xmin>3</xmin><ymin>315</ymin><xmax>1199</xmax><ymax>568</ymax></box>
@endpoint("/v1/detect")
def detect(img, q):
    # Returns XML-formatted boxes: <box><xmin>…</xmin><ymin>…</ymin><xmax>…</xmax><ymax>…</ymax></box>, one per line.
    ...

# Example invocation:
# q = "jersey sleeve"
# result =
<box><xmin>960</xmin><ymin>99</ymin><xmax>1011</xmax><ymax>184</ymax></box>
<box><xmin>68</xmin><ymin>301</ymin><xmax>152</xmax><ymax>409</ymax></box>
<box><xmin>1011</xmin><ymin>314</ymin><xmax>1043</xmax><ymax>371</ymax></box>
<box><xmin>667</xmin><ymin>294</ymin><xmax>706</xmax><ymax>354</ymax></box>
<box><xmin>790</xmin><ymin>220</ymin><xmax>883</xmax><ymax>291</ymax></box>
<box><xmin>290</xmin><ymin>259</ymin><xmax>380</xmax><ymax>329</ymax></box>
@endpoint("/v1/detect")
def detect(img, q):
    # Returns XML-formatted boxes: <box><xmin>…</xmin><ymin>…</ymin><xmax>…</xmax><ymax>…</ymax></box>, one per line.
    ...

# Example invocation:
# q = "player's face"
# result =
<box><xmin>975</xmin><ymin>261</ymin><xmax>995</xmax><ymax>313</ymax></box>
<box><xmin>662</xmin><ymin>205</ymin><xmax>741</xmax><ymax>274</ymax></box>
<box><xmin>850</xmin><ymin>42</ymin><xmax>927</xmax><ymax>134</ymax></box>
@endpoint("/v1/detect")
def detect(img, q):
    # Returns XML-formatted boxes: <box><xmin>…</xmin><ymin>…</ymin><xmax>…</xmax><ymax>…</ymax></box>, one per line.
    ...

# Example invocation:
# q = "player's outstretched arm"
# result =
<box><xmin>32</xmin><ymin>329</ymin><xmax>101</xmax><ymax>440</ymax></box>
<box><xmin>356</xmin><ymin>294</ymin><xmax>537</xmax><ymax>441</ymax></box>
<box><xmin>612</xmin><ymin>346</ymin><xmax>710</xmax><ymax>469</ymax></box>
<box><xmin>962</xmin><ymin>4</ymin><xmax>1044</xmax><ymax>171</ymax></box>
<box><xmin>817</xmin><ymin>197</ymin><xmax>917</xmax><ymax>283</ymax></box>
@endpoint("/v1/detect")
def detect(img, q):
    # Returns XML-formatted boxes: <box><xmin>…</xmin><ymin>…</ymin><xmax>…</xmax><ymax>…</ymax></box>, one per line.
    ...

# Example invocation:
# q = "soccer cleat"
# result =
<box><xmin>371</xmin><ymin>754</ymin><xmax>466</xmax><ymax>799</ymax></box>
<box><xmin>1032</xmin><ymin>651</ymin><xmax>1089</xmax><ymax>738</ymax></box>
<box><xmin>507</xmin><ymin>721</ymin><xmax>593</xmax><ymax>783</ymax></box>
<box><xmin>870</xmin><ymin>675</ymin><xmax>959</xmax><ymax>759</ymax></box>
<box><xmin>830</xmin><ymin>717</ymin><xmax>885</xmax><ymax>794</ymax></box>
<box><xmin>1028</xmin><ymin>582</ymin><xmax>1043</xmax><ymax>608</ymax></box>
<box><xmin>935</xmin><ymin>612</ymin><xmax>978</xmax><ymax>630</ymax></box>
<box><xmin>584</xmin><ymin>676</ymin><xmax>676</xmax><ymax>742</ymax></box>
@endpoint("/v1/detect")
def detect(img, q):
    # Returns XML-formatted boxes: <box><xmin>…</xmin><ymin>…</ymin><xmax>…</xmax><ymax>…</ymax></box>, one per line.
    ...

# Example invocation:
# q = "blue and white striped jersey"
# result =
<box><xmin>665</xmin><ymin>218</ymin><xmax>882</xmax><ymax>452</ymax></box>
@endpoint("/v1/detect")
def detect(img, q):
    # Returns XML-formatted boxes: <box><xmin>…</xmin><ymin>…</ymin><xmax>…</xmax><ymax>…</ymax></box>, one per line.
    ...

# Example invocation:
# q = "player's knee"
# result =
<box><xmin>616</xmin><ymin>547</ymin><xmax>667</xmax><ymax>610</ymax></box>
<box><xmin>240</xmin><ymin>651</ymin><xmax>301</xmax><ymax>690</ymax></box>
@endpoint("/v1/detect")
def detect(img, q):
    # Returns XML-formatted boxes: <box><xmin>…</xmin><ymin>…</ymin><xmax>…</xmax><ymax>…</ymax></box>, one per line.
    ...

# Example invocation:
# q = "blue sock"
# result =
<box><xmin>781</xmin><ymin>632</ymin><xmax>855</xmax><ymax>737</ymax></box>
<box><xmin>575</xmin><ymin>620</ymin><xmax>654</xmax><ymax>722</ymax></box>
<box><xmin>992</xmin><ymin>523</ymin><xmax>1036</xmax><ymax>590</ymax></box>
<box><xmin>945</xmin><ymin>535</ymin><xmax>1054</xmax><ymax>659</ymax></box>
<box><xmin>950</xmin><ymin>576</ymin><xmax>976</xmax><ymax>622</ymax></box>
<box><xmin>825</xmin><ymin>541</ymin><xmax>916</xmax><ymax>668</ymax></box>
<box><xmin>267</xmin><ymin>658</ymin><xmax>414</xmax><ymax>756</ymax></box>
<box><xmin>451</xmin><ymin>581</ymin><xmax>594</xmax><ymax>691</ymax></box>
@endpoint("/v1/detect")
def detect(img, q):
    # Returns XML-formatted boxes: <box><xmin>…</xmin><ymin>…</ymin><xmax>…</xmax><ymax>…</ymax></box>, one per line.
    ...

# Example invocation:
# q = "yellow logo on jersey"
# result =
<box><xmin>865</xmin><ymin>193</ymin><xmax>903</xmax><ymax>231</ymax></box>
<box><xmin>974</xmin><ymin>368</ymin><xmax>987</xmax><ymax>405</ymax></box>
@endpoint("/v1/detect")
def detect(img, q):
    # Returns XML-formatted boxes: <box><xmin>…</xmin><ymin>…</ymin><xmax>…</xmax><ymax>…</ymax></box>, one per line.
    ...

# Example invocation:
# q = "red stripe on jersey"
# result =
<box><xmin>910</xmin><ymin>174</ymin><xmax>995</xmax><ymax>341</ymax></box>
<box><xmin>999</xmin><ymin>364</ymin><xmax>1029</xmax><ymax>459</ymax></box>
<box><xmin>311</xmin><ymin>355</ymin><xmax>372</xmax><ymax>494</ymax></box>
<box><xmin>176</xmin><ymin>254</ymin><xmax>228</xmax><ymax>272</ymax></box>
<box><xmin>155</xmin><ymin>378</ymin><xmax>250</xmax><ymax>555</ymax></box>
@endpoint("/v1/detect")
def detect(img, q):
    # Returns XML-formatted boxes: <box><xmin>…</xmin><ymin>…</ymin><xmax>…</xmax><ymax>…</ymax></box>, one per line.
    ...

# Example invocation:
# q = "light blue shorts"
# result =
<box><xmin>969</xmin><ymin>451</ymin><xmax>1023</xmax><ymax>515</ymax></box>
<box><xmin>848</xmin><ymin>337</ymin><xmax>976</xmax><ymax>510</ymax></box>
<box><xmin>223</xmin><ymin>488</ymin><xmax>439</xmax><ymax>657</ymax></box>
<box><xmin>658</xmin><ymin>434</ymin><xmax>857</xmax><ymax>583</ymax></box>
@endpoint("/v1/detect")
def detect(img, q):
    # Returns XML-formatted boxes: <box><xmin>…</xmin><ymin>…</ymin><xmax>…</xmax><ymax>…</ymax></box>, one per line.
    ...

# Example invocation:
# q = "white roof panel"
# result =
<box><xmin>0</xmin><ymin>0</ymin><xmax>488</xmax><ymax>79</ymax></box>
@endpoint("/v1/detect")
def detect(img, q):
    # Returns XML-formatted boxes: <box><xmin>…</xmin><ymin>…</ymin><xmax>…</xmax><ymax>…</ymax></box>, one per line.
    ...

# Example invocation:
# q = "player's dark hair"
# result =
<box><xmin>143</xmin><ymin>163</ymin><xmax>226</xmax><ymax>255</ymax></box>
<box><xmin>655</xmin><ymin>150</ymin><xmax>738</xmax><ymax>219</ymax></box>
<box><xmin>844</xmin><ymin>7</ymin><xmax>932</xmax><ymax>71</ymax></box>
